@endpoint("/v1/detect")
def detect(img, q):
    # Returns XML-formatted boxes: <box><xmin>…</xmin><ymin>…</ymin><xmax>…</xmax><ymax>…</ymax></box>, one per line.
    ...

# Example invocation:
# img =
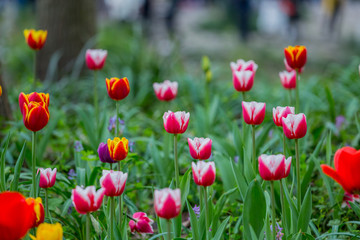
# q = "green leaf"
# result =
<box><xmin>187</xmin><ymin>201</ymin><xmax>200</xmax><ymax>240</ymax></box>
<box><xmin>297</xmin><ymin>187</ymin><xmax>312</xmax><ymax>233</ymax></box>
<box><xmin>229</xmin><ymin>157</ymin><xmax>247</xmax><ymax>201</ymax></box>
<box><xmin>212</xmin><ymin>216</ymin><xmax>230</xmax><ymax>240</ymax></box>
<box><xmin>0</xmin><ymin>132</ymin><xmax>11</xmax><ymax>191</ymax></box>
<box><xmin>10</xmin><ymin>142</ymin><xmax>26</xmax><ymax>191</ymax></box>
<box><xmin>180</xmin><ymin>168</ymin><xmax>191</xmax><ymax>212</ymax></box>
<box><xmin>349</xmin><ymin>202</ymin><xmax>360</xmax><ymax>218</ymax></box>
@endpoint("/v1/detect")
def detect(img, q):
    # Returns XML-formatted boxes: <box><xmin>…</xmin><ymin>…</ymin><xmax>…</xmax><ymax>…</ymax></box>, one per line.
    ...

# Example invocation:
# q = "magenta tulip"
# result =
<box><xmin>230</xmin><ymin>59</ymin><xmax>258</xmax><ymax>72</ymax></box>
<box><xmin>273</xmin><ymin>106</ymin><xmax>295</xmax><ymax>127</ymax></box>
<box><xmin>71</xmin><ymin>186</ymin><xmax>105</xmax><ymax>214</ymax></box>
<box><xmin>85</xmin><ymin>49</ymin><xmax>107</xmax><ymax>70</ymax></box>
<box><xmin>38</xmin><ymin>168</ymin><xmax>56</xmax><ymax>189</ymax></box>
<box><xmin>192</xmin><ymin>161</ymin><xmax>216</xmax><ymax>187</ymax></box>
<box><xmin>154</xmin><ymin>188</ymin><xmax>181</xmax><ymax>220</ymax></box>
<box><xmin>163</xmin><ymin>111</ymin><xmax>190</xmax><ymax>134</ymax></box>
<box><xmin>232</xmin><ymin>70</ymin><xmax>255</xmax><ymax>92</ymax></box>
<box><xmin>188</xmin><ymin>137</ymin><xmax>212</xmax><ymax>160</ymax></box>
<box><xmin>129</xmin><ymin>212</ymin><xmax>154</xmax><ymax>234</ymax></box>
<box><xmin>279</xmin><ymin>70</ymin><xmax>297</xmax><ymax>89</ymax></box>
<box><xmin>153</xmin><ymin>80</ymin><xmax>178</xmax><ymax>101</ymax></box>
<box><xmin>258</xmin><ymin>154</ymin><xmax>292</xmax><ymax>181</ymax></box>
<box><xmin>99</xmin><ymin>170</ymin><xmax>127</xmax><ymax>197</ymax></box>
<box><xmin>242</xmin><ymin>101</ymin><xmax>266</xmax><ymax>125</ymax></box>
<box><xmin>282</xmin><ymin>113</ymin><xmax>307</xmax><ymax>139</ymax></box>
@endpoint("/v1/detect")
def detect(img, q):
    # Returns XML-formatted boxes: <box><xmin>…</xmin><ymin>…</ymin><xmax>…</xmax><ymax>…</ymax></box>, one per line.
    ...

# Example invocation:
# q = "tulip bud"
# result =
<box><xmin>107</xmin><ymin>137</ymin><xmax>129</xmax><ymax>161</ymax></box>
<box><xmin>26</xmin><ymin>197</ymin><xmax>45</xmax><ymax>228</ymax></box>
<box><xmin>106</xmin><ymin>77</ymin><xmax>130</xmax><ymax>101</ymax></box>
<box><xmin>99</xmin><ymin>170</ymin><xmax>127</xmax><ymax>197</ymax></box>
<box><xmin>279</xmin><ymin>70</ymin><xmax>297</xmax><ymax>89</ymax></box>
<box><xmin>284</xmin><ymin>45</ymin><xmax>307</xmax><ymax>72</ymax></box>
<box><xmin>202</xmin><ymin>56</ymin><xmax>211</xmax><ymax>72</ymax></box>
<box><xmin>230</xmin><ymin>59</ymin><xmax>258</xmax><ymax>72</ymax></box>
<box><xmin>192</xmin><ymin>161</ymin><xmax>216</xmax><ymax>187</ymax></box>
<box><xmin>98</xmin><ymin>142</ymin><xmax>116</xmax><ymax>164</ymax></box>
<box><xmin>30</xmin><ymin>222</ymin><xmax>63</xmax><ymax>240</ymax></box>
<box><xmin>232</xmin><ymin>70</ymin><xmax>255</xmax><ymax>92</ymax></box>
<box><xmin>188</xmin><ymin>137</ymin><xmax>212</xmax><ymax>160</ymax></box>
<box><xmin>258</xmin><ymin>154</ymin><xmax>292</xmax><ymax>181</ymax></box>
<box><xmin>205</xmin><ymin>70</ymin><xmax>212</xmax><ymax>83</ymax></box>
<box><xmin>272</xmin><ymin>106</ymin><xmax>295</xmax><ymax>127</ymax></box>
<box><xmin>85</xmin><ymin>49</ymin><xmax>108</xmax><ymax>70</ymax></box>
<box><xmin>24</xmin><ymin>29</ymin><xmax>47</xmax><ymax>50</ymax></box>
<box><xmin>153</xmin><ymin>80</ymin><xmax>178</xmax><ymax>101</ymax></box>
<box><xmin>129</xmin><ymin>212</ymin><xmax>154</xmax><ymax>234</ymax></box>
<box><xmin>38</xmin><ymin>168</ymin><xmax>57</xmax><ymax>188</ymax></box>
<box><xmin>242</xmin><ymin>101</ymin><xmax>266</xmax><ymax>125</ymax></box>
<box><xmin>71</xmin><ymin>186</ymin><xmax>105</xmax><ymax>214</ymax></box>
<box><xmin>154</xmin><ymin>188</ymin><xmax>181</xmax><ymax>220</ymax></box>
<box><xmin>282</xmin><ymin>113</ymin><xmax>307</xmax><ymax>139</ymax></box>
<box><xmin>163</xmin><ymin>111</ymin><xmax>190</xmax><ymax>134</ymax></box>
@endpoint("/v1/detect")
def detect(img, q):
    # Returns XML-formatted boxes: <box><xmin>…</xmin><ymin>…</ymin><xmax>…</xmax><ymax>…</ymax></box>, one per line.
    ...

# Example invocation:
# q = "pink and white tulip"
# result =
<box><xmin>163</xmin><ymin>111</ymin><xmax>190</xmax><ymax>134</ymax></box>
<box><xmin>154</xmin><ymin>188</ymin><xmax>181</xmax><ymax>220</ymax></box>
<box><xmin>230</xmin><ymin>59</ymin><xmax>258</xmax><ymax>72</ymax></box>
<box><xmin>282</xmin><ymin>113</ymin><xmax>307</xmax><ymax>139</ymax></box>
<box><xmin>258</xmin><ymin>154</ymin><xmax>292</xmax><ymax>181</ymax></box>
<box><xmin>232</xmin><ymin>70</ymin><xmax>255</xmax><ymax>92</ymax></box>
<box><xmin>129</xmin><ymin>212</ymin><xmax>154</xmax><ymax>234</ymax></box>
<box><xmin>279</xmin><ymin>70</ymin><xmax>297</xmax><ymax>89</ymax></box>
<box><xmin>192</xmin><ymin>161</ymin><xmax>216</xmax><ymax>187</ymax></box>
<box><xmin>99</xmin><ymin>170</ymin><xmax>128</xmax><ymax>197</ymax></box>
<box><xmin>38</xmin><ymin>168</ymin><xmax>57</xmax><ymax>188</ymax></box>
<box><xmin>272</xmin><ymin>106</ymin><xmax>295</xmax><ymax>127</ymax></box>
<box><xmin>188</xmin><ymin>137</ymin><xmax>212</xmax><ymax>160</ymax></box>
<box><xmin>71</xmin><ymin>186</ymin><xmax>105</xmax><ymax>214</ymax></box>
<box><xmin>85</xmin><ymin>49</ymin><xmax>108</xmax><ymax>70</ymax></box>
<box><xmin>153</xmin><ymin>80</ymin><xmax>178</xmax><ymax>101</ymax></box>
<box><xmin>242</xmin><ymin>101</ymin><xmax>266</xmax><ymax>125</ymax></box>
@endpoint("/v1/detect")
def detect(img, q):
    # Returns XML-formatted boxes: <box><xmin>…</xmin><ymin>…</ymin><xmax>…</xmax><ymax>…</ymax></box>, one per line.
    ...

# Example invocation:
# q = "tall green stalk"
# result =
<box><xmin>252</xmin><ymin>125</ymin><xmax>256</xmax><ymax>172</ymax></box>
<box><xmin>111</xmin><ymin>197</ymin><xmax>115</xmax><ymax>240</ymax></box>
<box><xmin>86</xmin><ymin>213</ymin><xmax>90</xmax><ymax>240</ymax></box>
<box><xmin>45</xmin><ymin>189</ymin><xmax>52</xmax><ymax>223</ymax></box>
<box><xmin>282</xmin><ymin>132</ymin><xmax>286</xmax><ymax>156</ymax></box>
<box><xmin>94</xmin><ymin>71</ymin><xmax>99</xmax><ymax>131</ymax></box>
<box><xmin>295</xmin><ymin>139</ymin><xmax>301</xmax><ymax>210</ymax></box>
<box><xmin>288</xmin><ymin>90</ymin><xmax>292</xmax><ymax>106</ymax></box>
<box><xmin>174</xmin><ymin>134</ymin><xmax>179</xmax><ymax>188</ymax></box>
<box><xmin>118</xmin><ymin>162</ymin><xmax>123</xmax><ymax>228</ymax></box>
<box><xmin>167</xmin><ymin>220</ymin><xmax>171</xmax><ymax>240</ymax></box>
<box><xmin>33</xmin><ymin>52</ymin><xmax>36</xmax><ymax>89</ymax></box>
<box><xmin>270</xmin><ymin>181</ymin><xmax>276</xmax><ymax>240</ymax></box>
<box><xmin>32</xmin><ymin>131</ymin><xmax>37</xmax><ymax>197</ymax></box>
<box><xmin>115</xmin><ymin>101</ymin><xmax>119</xmax><ymax>137</ymax></box>
<box><xmin>295</xmin><ymin>74</ymin><xmax>300</xmax><ymax>113</ymax></box>
<box><xmin>279</xmin><ymin>179</ymin><xmax>287</xmax><ymax>235</ymax></box>
<box><xmin>204</xmin><ymin>187</ymin><xmax>209</xmax><ymax>240</ymax></box>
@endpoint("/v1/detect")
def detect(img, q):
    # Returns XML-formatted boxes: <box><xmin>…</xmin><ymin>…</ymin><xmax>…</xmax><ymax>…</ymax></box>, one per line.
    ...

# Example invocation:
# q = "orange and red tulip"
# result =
<box><xmin>284</xmin><ymin>45</ymin><xmax>307</xmax><ymax>72</ymax></box>
<box><xmin>106</xmin><ymin>77</ymin><xmax>130</xmax><ymax>101</ymax></box>
<box><xmin>107</xmin><ymin>137</ymin><xmax>129</xmax><ymax>161</ymax></box>
<box><xmin>24</xmin><ymin>29</ymin><xmax>47</xmax><ymax>50</ymax></box>
<box><xmin>26</xmin><ymin>197</ymin><xmax>45</xmax><ymax>228</ymax></box>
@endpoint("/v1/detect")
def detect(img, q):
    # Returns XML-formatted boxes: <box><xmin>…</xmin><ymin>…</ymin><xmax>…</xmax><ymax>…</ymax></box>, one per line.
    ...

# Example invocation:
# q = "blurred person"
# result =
<box><xmin>280</xmin><ymin>0</ymin><xmax>301</xmax><ymax>41</ymax></box>
<box><xmin>321</xmin><ymin>0</ymin><xmax>345</xmax><ymax>37</ymax></box>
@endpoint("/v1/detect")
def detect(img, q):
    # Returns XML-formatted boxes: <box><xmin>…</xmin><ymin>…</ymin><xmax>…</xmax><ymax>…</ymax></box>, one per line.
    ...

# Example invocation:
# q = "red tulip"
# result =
<box><xmin>99</xmin><ymin>170</ymin><xmax>127</xmax><ymax>197</ymax></box>
<box><xmin>284</xmin><ymin>45</ymin><xmax>307</xmax><ymax>72</ymax></box>
<box><xmin>258</xmin><ymin>154</ymin><xmax>292</xmax><ymax>181</ymax></box>
<box><xmin>129</xmin><ymin>212</ymin><xmax>154</xmax><ymax>234</ymax></box>
<box><xmin>106</xmin><ymin>77</ymin><xmax>130</xmax><ymax>101</ymax></box>
<box><xmin>26</xmin><ymin>197</ymin><xmax>45</xmax><ymax>228</ymax></box>
<box><xmin>188</xmin><ymin>137</ymin><xmax>212</xmax><ymax>160</ymax></box>
<box><xmin>38</xmin><ymin>168</ymin><xmax>57</xmax><ymax>188</ymax></box>
<box><xmin>282</xmin><ymin>113</ymin><xmax>307</xmax><ymax>139</ymax></box>
<box><xmin>242</xmin><ymin>101</ymin><xmax>266</xmax><ymax>125</ymax></box>
<box><xmin>230</xmin><ymin>59</ymin><xmax>258</xmax><ymax>72</ymax></box>
<box><xmin>232</xmin><ymin>70</ymin><xmax>255</xmax><ymax>92</ymax></box>
<box><xmin>154</xmin><ymin>188</ymin><xmax>181</xmax><ymax>220</ymax></box>
<box><xmin>71</xmin><ymin>186</ymin><xmax>105</xmax><ymax>214</ymax></box>
<box><xmin>85</xmin><ymin>49</ymin><xmax>108</xmax><ymax>70</ymax></box>
<box><xmin>321</xmin><ymin>147</ymin><xmax>360</xmax><ymax>194</ymax></box>
<box><xmin>23</xmin><ymin>29</ymin><xmax>47</xmax><ymax>50</ymax></box>
<box><xmin>163</xmin><ymin>111</ymin><xmax>190</xmax><ymax>134</ymax></box>
<box><xmin>0</xmin><ymin>192</ymin><xmax>34</xmax><ymax>240</ymax></box>
<box><xmin>192</xmin><ymin>161</ymin><xmax>216</xmax><ymax>187</ymax></box>
<box><xmin>153</xmin><ymin>80</ymin><xmax>178</xmax><ymax>101</ymax></box>
<box><xmin>279</xmin><ymin>70</ymin><xmax>297</xmax><ymax>89</ymax></box>
<box><xmin>272</xmin><ymin>106</ymin><xmax>295</xmax><ymax>127</ymax></box>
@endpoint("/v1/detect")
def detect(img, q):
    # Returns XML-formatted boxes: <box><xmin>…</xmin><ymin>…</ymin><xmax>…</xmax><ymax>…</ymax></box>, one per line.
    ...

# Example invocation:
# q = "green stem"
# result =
<box><xmin>295</xmin><ymin>139</ymin><xmax>301</xmax><ymax>210</ymax></box>
<box><xmin>167</xmin><ymin>220</ymin><xmax>171</xmax><ymax>240</ymax></box>
<box><xmin>295</xmin><ymin>74</ymin><xmax>300</xmax><ymax>113</ymax></box>
<box><xmin>252</xmin><ymin>125</ymin><xmax>256</xmax><ymax>173</ymax></box>
<box><xmin>94</xmin><ymin>71</ymin><xmax>99</xmax><ymax>132</ymax></box>
<box><xmin>32</xmin><ymin>131</ymin><xmax>37</xmax><ymax>198</ymax></box>
<box><xmin>33</xmin><ymin>51</ymin><xmax>36</xmax><ymax>89</ymax></box>
<box><xmin>279</xmin><ymin>179</ymin><xmax>287</xmax><ymax>235</ymax></box>
<box><xmin>110</xmin><ymin>163</ymin><xmax>112</xmax><ymax>170</ymax></box>
<box><xmin>204</xmin><ymin>186</ymin><xmax>209</xmax><ymax>240</ymax></box>
<box><xmin>86</xmin><ymin>213</ymin><xmax>90</xmax><ymax>240</ymax></box>
<box><xmin>115</xmin><ymin>101</ymin><xmax>119</xmax><ymax>137</ymax></box>
<box><xmin>270</xmin><ymin>181</ymin><xmax>276</xmax><ymax>240</ymax></box>
<box><xmin>288</xmin><ymin>90</ymin><xmax>292</xmax><ymax>106</ymax></box>
<box><xmin>199</xmin><ymin>186</ymin><xmax>204</xmax><ymax>212</ymax></box>
<box><xmin>111</xmin><ymin>197</ymin><xmax>115</xmax><ymax>240</ymax></box>
<box><xmin>283</xmin><ymin>132</ymin><xmax>286</xmax><ymax>156</ymax></box>
<box><xmin>174</xmin><ymin>134</ymin><xmax>179</xmax><ymax>188</ymax></box>
<box><xmin>118</xmin><ymin>162</ymin><xmax>123</xmax><ymax>228</ymax></box>
<box><xmin>241</xmin><ymin>92</ymin><xmax>246</xmax><ymax>101</ymax></box>
<box><xmin>45</xmin><ymin>189</ymin><xmax>52</xmax><ymax>223</ymax></box>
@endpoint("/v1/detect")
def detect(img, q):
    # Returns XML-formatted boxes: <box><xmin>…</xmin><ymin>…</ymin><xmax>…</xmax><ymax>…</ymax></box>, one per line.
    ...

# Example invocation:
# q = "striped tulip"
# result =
<box><xmin>85</xmin><ymin>49</ymin><xmax>108</xmax><ymax>70</ymax></box>
<box><xmin>99</xmin><ymin>170</ymin><xmax>127</xmax><ymax>197</ymax></box>
<box><xmin>154</xmin><ymin>188</ymin><xmax>181</xmax><ymax>220</ymax></box>
<box><xmin>232</xmin><ymin>70</ymin><xmax>255</xmax><ymax>92</ymax></box>
<box><xmin>71</xmin><ymin>186</ymin><xmax>105</xmax><ymax>214</ymax></box>
<box><xmin>242</xmin><ymin>101</ymin><xmax>266</xmax><ymax>125</ymax></box>
<box><xmin>129</xmin><ymin>212</ymin><xmax>154</xmax><ymax>234</ymax></box>
<box><xmin>279</xmin><ymin>70</ymin><xmax>297</xmax><ymax>89</ymax></box>
<box><xmin>282</xmin><ymin>113</ymin><xmax>307</xmax><ymax>139</ymax></box>
<box><xmin>153</xmin><ymin>80</ymin><xmax>178</xmax><ymax>101</ymax></box>
<box><xmin>26</xmin><ymin>197</ymin><xmax>45</xmax><ymax>228</ymax></box>
<box><xmin>230</xmin><ymin>59</ymin><xmax>258</xmax><ymax>72</ymax></box>
<box><xmin>284</xmin><ymin>45</ymin><xmax>307</xmax><ymax>72</ymax></box>
<box><xmin>106</xmin><ymin>77</ymin><xmax>130</xmax><ymax>101</ymax></box>
<box><xmin>188</xmin><ymin>137</ymin><xmax>212</xmax><ymax>160</ymax></box>
<box><xmin>24</xmin><ymin>29</ymin><xmax>47</xmax><ymax>50</ymax></box>
<box><xmin>38</xmin><ymin>168</ymin><xmax>57</xmax><ymax>188</ymax></box>
<box><xmin>272</xmin><ymin>106</ymin><xmax>295</xmax><ymax>127</ymax></box>
<box><xmin>258</xmin><ymin>154</ymin><xmax>292</xmax><ymax>181</ymax></box>
<box><xmin>163</xmin><ymin>111</ymin><xmax>190</xmax><ymax>134</ymax></box>
<box><xmin>192</xmin><ymin>161</ymin><xmax>216</xmax><ymax>187</ymax></box>
<box><xmin>107</xmin><ymin>137</ymin><xmax>129</xmax><ymax>161</ymax></box>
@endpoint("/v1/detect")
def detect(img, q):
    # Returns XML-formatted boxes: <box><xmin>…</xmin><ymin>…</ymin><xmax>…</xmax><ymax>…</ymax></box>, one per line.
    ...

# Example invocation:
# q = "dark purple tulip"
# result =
<box><xmin>98</xmin><ymin>142</ymin><xmax>116</xmax><ymax>163</ymax></box>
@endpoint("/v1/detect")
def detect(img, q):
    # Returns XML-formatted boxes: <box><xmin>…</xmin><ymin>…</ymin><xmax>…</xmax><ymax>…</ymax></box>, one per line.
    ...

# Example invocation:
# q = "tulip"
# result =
<box><xmin>279</xmin><ymin>70</ymin><xmax>297</xmax><ymax>89</ymax></box>
<box><xmin>242</xmin><ymin>101</ymin><xmax>266</xmax><ymax>125</ymax></box>
<box><xmin>30</xmin><ymin>222</ymin><xmax>63</xmax><ymax>240</ymax></box>
<box><xmin>99</xmin><ymin>170</ymin><xmax>128</xmax><ymax>197</ymax></box>
<box><xmin>282</xmin><ymin>113</ymin><xmax>307</xmax><ymax>139</ymax></box>
<box><xmin>107</xmin><ymin>137</ymin><xmax>129</xmax><ymax>161</ymax></box>
<box><xmin>342</xmin><ymin>192</ymin><xmax>360</xmax><ymax>208</ymax></box>
<box><xmin>232</xmin><ymin>70</ymin><xmax>255</xmax><ymax>92</ymax></box>
<box><xmin>0</xmin><ymin>85</ymin><xmax>2</xmax><ymax>97</ymax></box>
<box><xmin>85</xmin><ymin>49</ymin><xmax>107</xmax><ymax>70</ymax></box>
<box><xmin>71</xmin><ymin>186</ymin><xmax>105</xmax><ymax>214</ymax></box>
<box><xmin>284</xmin><ymin>45</ymin><xmax>307</xmax><ymax>72</ymax></box>
<box><xmin>153</xmin><ymin>80</ymin><xmax>178</xmax><ymax>101</ymax></box>
<box><xmin>38</xmin><ymin>168</ymin><xmax>57</xmax><ymax>188</ymax></box>
<box><xmin>106</xmin><ymin>77</ymin><xmax>130</xmax><ymax>101</ymax></box>
<box><xmin>163</xmin><ymin>111</ymin><xmax>190</xmax><ymax>134</ymax></box>
<box><xmin>188</xmin><ymin>137</ymin><xmax>212</xmax><ymax>160</ymax></box>
<box><xmin>129</xmin><ymin>212</ymin><xmax>154</xmax><ymax>234</ymax></box>
<box><xmin>192</xmin><ymin>161</ymin><xmax>216</xmax><ymax>187</ymax></box>
<box><xmin>230</xmin><ymin>59</ymin><xmax>258</xmax><ymax>72</ymax></box>
<box><xmin>26</xmin><ymin>197</ymin><xmax>45</xmax><ymax>228</ymax></box>
<box><xmin>258</xmin><ymin>154</ymin><xmax>291</xmax><ymax>181</ymax></box>
<box><xmin>0</xmin><ymin>192</ymin><xmax>34</xmax><ymax>240</ymax></box>
<box><xmin>98</xmin><ymin>142</ymin><xmax>116</xmax><ymax>164</ymax></box>
<box><xmin>272</xmin><ymin>106</ymin><xmax>295</xmax><ymax>127</ymax></box>
<box><xmin>24</xmin><ymin>29</ymin><xmax>47</xmax><ymax>50</ymax></box>
<box><xmin>154</xmin><ymin>188</ymin><xmax>181</xmax><ymax>220</ymax></box>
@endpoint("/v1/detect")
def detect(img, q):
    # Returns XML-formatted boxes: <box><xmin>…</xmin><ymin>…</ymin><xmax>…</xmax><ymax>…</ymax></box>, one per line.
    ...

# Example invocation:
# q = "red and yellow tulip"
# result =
<box><xmin>284</xmin><ymin>45</ymin><xmax>307</xmax><ymax>72</ymax></box>
<box><xmin>24</xmin><ymin>29</ymin><xmax>47</xmax><ymax>50</ymax></box>
<box><xmin>26</xmin><ymin>197</ymin><xmax>45</xmax><ymax>228</ymax></box>
<box><xmin>106</xmin><ymin>77</ymin><xmax>130</xmax><ymax>101</ymax></box>
<box><xmin>107</xmin><ymin>137</ymin><xmax>129</xmax><ymax>161</ymax></box>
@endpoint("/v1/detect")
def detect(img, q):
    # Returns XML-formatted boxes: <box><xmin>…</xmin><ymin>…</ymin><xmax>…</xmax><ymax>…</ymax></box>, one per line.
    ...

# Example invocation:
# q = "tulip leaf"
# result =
<box><xmin>229</xmin><ymin>157</ymin><xmax>247</xmax><ymax>201</ymax></box>
<box><xmin>349</xmin><ymin>202</ymin><xmax>360</xmax><ymax>218</ymax></box>
<box><xmin>0</xmin><ymin>132</ymin><xmax>11</xmax><ymax>191</ymax></box>
<box><xmin>9</xmin><ymin>142</ymin><xmax>26</xmax><ymax>191</ymax></box>
<box><xmin>212</xmin><ymin>216</ymin><xmax>230</xmax><ymax>240</ymax></box>
<box><xmin>187</xmin><ymin>201</ymin><xmax>200</xmax><ymax>240</ymax></box>
<box><xmin>180</xmin><ymin>168</ymin><xmax>191</xmax><ymax>212</ymax></box>
<box><xmin>297</xmin><ymin>186</ymin><xmax>312</xmax><ymax>233</ymax></box>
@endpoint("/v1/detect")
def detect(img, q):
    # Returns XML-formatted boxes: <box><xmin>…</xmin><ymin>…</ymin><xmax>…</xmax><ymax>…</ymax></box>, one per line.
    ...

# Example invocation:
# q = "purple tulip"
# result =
<box><xmin>98</xmin><ymin>142</ymin><xmax>116</xmax><ymax>164</ymax></box>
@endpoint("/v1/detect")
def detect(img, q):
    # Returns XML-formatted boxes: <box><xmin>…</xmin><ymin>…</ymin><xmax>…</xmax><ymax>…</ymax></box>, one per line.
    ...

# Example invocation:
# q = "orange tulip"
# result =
<box><xmin>284</xmin><ymin>45</ymin><xmax>307</xmax><ymax>72</ymax></box>
<box><xmin>107</xmin><ymin>137</ymin><xmax>129</xmax><ymax>161</ymax></box>
<box><xmin>26</xmin><ymin>197</ymin><xmax>45</xmax><ymax>228</ymax></box>
<box><xmin>106</xmin><ymin>77</ymin><xmax>130</xmax><ymax>101</ymax></box>
<box><xmin>0</xmin><ymin>85</ymin><xmax>2</xmax><ymax>96</ymax></box>
<box><xmin>24</xmin><ymin>29</ymin><xmax>47</xmax><ymax>50</ymax></box>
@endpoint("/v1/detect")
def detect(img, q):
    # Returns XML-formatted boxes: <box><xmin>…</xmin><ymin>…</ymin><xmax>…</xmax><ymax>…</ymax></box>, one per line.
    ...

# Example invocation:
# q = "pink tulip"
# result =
<box><xmin>129</xmin><ymin>212</ymin><xmax>154</xmax><ymax>234</ymax></box>
<box><xmin>154</xmin><ymin>188</ymin><xmax>181</xmax><ymax>220</ymax></box>
<box><xmin>71</xmin><ymin>186</ymin><xmax>105</xmax><ymax>214</ymax></box>
<box><xmin>192</xmin><ymin>161</ymin><xmax>216</xmax><ymax>187</ymax></box>
<box><xmin>258</xmin><ymin>154</ymin><xmax>292</xmax><ymax>181</ymax></box>
<box><xmin>232</xmin><ymin>70</ymin><xmax>255</xmax><ymax>92</ymax></box>
<box><xmin>188</xmin><ymin>137</ymin><xmax>212</xmax><ymax>160</ymax></box>
<box><xmin>242</xmin><ymin>101</ymin><xmax>266</xmax><ymax>125</ymax></box>
<box><xmin>163</xmin><ymin>111</ymin><xmax>190</xmax><ymax>134</ymax></box>
<box><xmin>99</xmin><ymin>170</ymin><xmax>128</xmax><ymax>197</ymax></box>
<box><xmin>38</xmin><ymin>168</ymin><xmax>57</xmax><ymax>188</ymax></box>
<box><xmin>230</xmin><ymin>59</ymin><xmax>258</xmax><ymax>72</ymax></box>
<box><xmin>153</xmin><ymin>80</ymin><xmax>178</xmax><ymax>101</ymax></box>
<box><xmin>272</xmin><ymin>106</ymin><xmax>295</xmax><ymax>127</ymax></box>
<box><xmin>279</xmin><ymin>70</ymin><xmax>296</xmax><ymax>89</ymax></box>
<box><xmin>282</xmin><ymin>113</ymin><xmax>307</xmax><ymax>139</ymax></box>
<box><xmin>85</xmin><ymin>49</ymin><xmax>108</xmax><ymax>70</ymax></box>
